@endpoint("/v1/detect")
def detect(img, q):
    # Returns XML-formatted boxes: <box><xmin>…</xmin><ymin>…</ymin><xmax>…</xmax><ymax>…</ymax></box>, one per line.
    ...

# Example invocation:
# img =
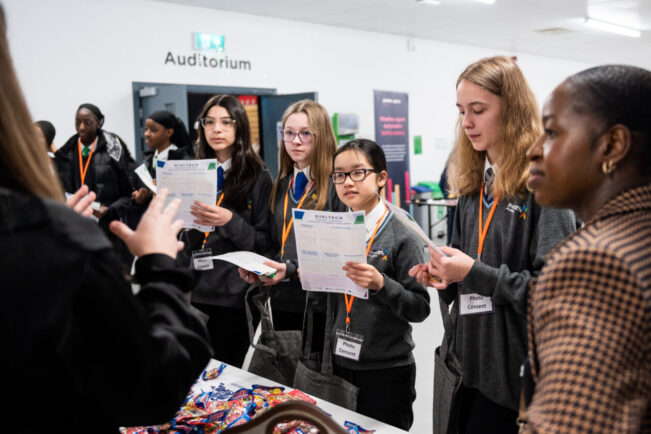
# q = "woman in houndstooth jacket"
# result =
<box><xmin>525</xmin><ymin>65</ymin><xmax>651</xmax><ymax>433</ymax></box>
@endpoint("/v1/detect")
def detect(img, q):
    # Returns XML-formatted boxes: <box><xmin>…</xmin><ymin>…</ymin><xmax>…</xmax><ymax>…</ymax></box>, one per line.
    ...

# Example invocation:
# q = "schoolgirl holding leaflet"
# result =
<box><xmin>410</xmin><ymin>56</ymin><xmax>576</xmax><ymax>433</ymax></box>
<box><xmin>329</xmin><ymin>139</ymin><xmax>430</xmax><ymax>430</ymax></box>
<box><xmin>240</xmin><ymin>100</ymin><xmax>344</xmax><ymax>336</ymax></box>
<box><xmin>180</xmin><ymin>94</ymin><xmax>273</xmax><ymax>367</ymax></box>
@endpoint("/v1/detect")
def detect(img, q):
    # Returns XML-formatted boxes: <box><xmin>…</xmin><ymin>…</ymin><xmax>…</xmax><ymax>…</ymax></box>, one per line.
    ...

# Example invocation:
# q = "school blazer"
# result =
<box><xmin>526</xmin><ymin>185</ymin><xmax>651</xmax><ymax>433</ymax></box>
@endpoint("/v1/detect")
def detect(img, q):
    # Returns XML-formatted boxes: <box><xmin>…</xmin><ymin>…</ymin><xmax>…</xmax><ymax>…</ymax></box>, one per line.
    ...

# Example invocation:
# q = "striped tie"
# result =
<box><xmin>483</xmin><ymin>167</ymin><xmax>494</xmax><ymax>208</ymax></box>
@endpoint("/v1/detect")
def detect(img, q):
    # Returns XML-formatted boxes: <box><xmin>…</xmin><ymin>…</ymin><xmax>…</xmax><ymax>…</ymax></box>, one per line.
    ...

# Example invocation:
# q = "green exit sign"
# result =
<box><xmin>193</xmin><ymin>32</ymin><xmax>225</xmax><ymax>52</ymax></box>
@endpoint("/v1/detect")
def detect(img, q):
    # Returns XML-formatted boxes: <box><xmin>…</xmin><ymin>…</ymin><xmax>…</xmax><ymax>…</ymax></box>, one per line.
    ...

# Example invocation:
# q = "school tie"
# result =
<box><xmin>82</xmin><ymin>145</ymin><xmax>91</xmax><ymax>158</ymax></box>
<box><xmin>217</xmin><ymin>166</ymin><xmax>224</xmax><ymax>191</ymax></box>
<box><xmin>294</xmin><ymin>172</ymin><xmax>308</xmax><ymax>199</ymax></box>
<box><xmin>483</xmin><ymin>167</ymin><xmax>494</xmax><ymax>208</ymax></box>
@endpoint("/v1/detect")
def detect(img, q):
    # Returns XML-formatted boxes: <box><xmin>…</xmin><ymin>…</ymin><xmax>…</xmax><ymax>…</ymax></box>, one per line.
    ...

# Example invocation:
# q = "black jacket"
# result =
<box><xmin>0</xmin><ymin>187</ymin><xmax>211</xmax><ymax>433</ymax></box>
<box><xmin>55</xmin><ymin>130</ymin><xmax>134</xmax><ymax>223</ymax></box>
<box><xmin>179</xmin><ymin>168</ymin><xmax>274</xmax><ymax>308</ymax></box>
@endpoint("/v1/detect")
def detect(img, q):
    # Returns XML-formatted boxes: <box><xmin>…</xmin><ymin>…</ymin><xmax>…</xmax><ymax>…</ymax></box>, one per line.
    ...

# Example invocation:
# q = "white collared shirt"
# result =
<box><xmin>484</xmin><ymin>157</ymin><xmax>497</xmax><ymax>178</ymax></box>
<box><xmin>154</xmin><ymin>144</ymin><xmax>178</xmax><ymax>163</ymax></box>
<box><xmin>218</xmin><ymin>158</ymin><xmax>232</xmax><ymax>173</ymax></box>
<box><xmin>364</xmin><ymin>200</ymin><xmax>387</xmax><ymax>241</ymax></box>
<box><xmin>293</xmin><ymin>165</ymin><xmax>311</xmax><ymax>182</ymax></box>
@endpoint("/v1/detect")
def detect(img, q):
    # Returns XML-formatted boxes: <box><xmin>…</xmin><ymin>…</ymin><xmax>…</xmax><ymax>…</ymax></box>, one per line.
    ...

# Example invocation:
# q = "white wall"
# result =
<box><xmin>3</xmin><ymin>0</ymin><xmax>593</xmax><ymax>431</ymax></box>
<box><xmin>4</xmin><ymin>0</ymin><xmax>592</xmax><ymax>184</ymax></box>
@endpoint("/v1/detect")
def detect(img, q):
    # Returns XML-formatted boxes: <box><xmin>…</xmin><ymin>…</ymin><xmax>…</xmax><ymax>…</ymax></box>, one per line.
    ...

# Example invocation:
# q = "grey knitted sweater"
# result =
<box><xmin>440</xmin><ymin>192</ymin><xmax>576</xmax><ymax>410</ymax></box>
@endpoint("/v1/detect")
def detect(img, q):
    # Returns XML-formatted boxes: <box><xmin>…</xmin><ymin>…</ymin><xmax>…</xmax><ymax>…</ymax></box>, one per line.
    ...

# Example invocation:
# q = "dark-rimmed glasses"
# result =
<box><xmin>331</xmin><ymin>168</ymin><xmax>379</xmax><ymax>184</ymax></box>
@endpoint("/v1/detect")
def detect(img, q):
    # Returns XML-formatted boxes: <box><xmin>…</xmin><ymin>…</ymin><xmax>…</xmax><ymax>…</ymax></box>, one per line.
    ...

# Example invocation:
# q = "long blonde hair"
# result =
<box><xmin>451</xmin><ymin>56</ymin><xmax>541</xmax><ymax>199</ymax></box>
<box><xmin>270</xmin><ymin>100</ymin><xmax>337</xmax><ymax>211</ymax></box>
<box><xmin>0</xmin><ymin>6</ymin><xmax>63</xmax><ymax>200</ymax></box>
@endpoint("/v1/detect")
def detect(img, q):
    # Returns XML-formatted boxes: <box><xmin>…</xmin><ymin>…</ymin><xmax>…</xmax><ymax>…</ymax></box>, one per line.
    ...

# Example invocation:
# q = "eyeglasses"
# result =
<box><xmin>200</xmin><ymin>117</ymin><xmax>236</xmax><ymax>130</ymax></box>
<box><xmin>331</xmin><ymin>168</ymin><xmax>379</xmax><ymax>184</ymax></box>
<box><xmin>281</xmin><ymin>130</ymin><xmax>313</xmax><ymax>143</ymax></box>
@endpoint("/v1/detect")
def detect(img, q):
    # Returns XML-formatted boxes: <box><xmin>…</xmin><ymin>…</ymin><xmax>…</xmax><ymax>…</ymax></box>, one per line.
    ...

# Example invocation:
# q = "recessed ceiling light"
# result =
<box><xmin>473</xmin><ymin>0</ymin><xmax>496</xmax><ymax>4</ymax></box>
<box><xmin>417</xmin><ymin>0</ymin><xmax>441</xmax><ymax>5</ymax></box>
<box><xmin>584</xmin><ymin>17</ymin><xmax>641</xmax><ymax>38</ymax></box>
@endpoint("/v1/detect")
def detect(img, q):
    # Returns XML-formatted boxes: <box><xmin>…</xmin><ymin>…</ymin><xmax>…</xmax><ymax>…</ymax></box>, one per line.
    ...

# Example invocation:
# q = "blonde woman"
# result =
<box><xmin>411</xmin><ymin>56</ymin><xmax>576</xmax><ymax>432</ymax></box>
<box><xmin>240</xmin><ymin>100</ymin><xmax>345</xmax><ymax>336</ymax></box>
<box><xmin>0</xmin><ymin>6</ymin><xmax>210</xmax><ymax>431</ymax></box>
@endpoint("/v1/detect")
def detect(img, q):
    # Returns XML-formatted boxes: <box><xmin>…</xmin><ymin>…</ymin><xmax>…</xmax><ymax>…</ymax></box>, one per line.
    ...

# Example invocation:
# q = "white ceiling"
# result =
<box><xmin>156</xmin><ymin>0</ymin><xmax>651</xmax><ymax>67</ymax></box>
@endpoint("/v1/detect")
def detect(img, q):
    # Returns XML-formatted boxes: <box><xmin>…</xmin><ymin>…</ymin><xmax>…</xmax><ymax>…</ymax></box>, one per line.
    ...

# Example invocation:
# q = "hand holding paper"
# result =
<box><xmin>212</xmin><ymin>251</ymin><xmax>277</xmax><ymax>278</ymax></box>
<box><xmin>343</xmin><ymin>262</ymin><xmax>385</xmax><ymax>291</ymax></box>
<box><xmin>426</xmin><ymin>245</ymin><xmax>474</xmax><ymax>289</ymax></box>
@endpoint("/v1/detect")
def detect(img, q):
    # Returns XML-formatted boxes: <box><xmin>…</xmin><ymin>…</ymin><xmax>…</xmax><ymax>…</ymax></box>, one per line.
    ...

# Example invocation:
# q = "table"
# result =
<box><xmin>124</xmin><ymin>359</ymin><xmax>408</xmax><ymax>433</ymax></box>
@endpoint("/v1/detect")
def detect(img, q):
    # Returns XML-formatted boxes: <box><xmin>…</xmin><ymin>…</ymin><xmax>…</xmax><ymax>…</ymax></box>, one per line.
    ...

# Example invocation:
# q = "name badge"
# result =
<box><xmin>459</xmin><ymin>293</ymin><xmax>493</xmax><ymax>315</ymax></box>
<box><xmin>192</xmin><ymin>249</ymin><xmax>213</xmax><ymax>271</ymax></box>
<box><xmin>334</xmin><ymin>329</ymin><xmax>364</xmax><ymax>361</ymax></box>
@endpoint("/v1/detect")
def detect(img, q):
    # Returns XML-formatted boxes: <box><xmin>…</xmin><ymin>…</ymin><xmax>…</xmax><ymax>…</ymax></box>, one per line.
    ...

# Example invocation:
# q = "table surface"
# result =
<box><xmin>411</xmin><ymin>198</ymin><xmax>458</xmax><ymax>207</ymax></box>
<box><xmin>190</xmin><ymin>359</ymin><xmax>408</xmax><ymax>433</ymax></box>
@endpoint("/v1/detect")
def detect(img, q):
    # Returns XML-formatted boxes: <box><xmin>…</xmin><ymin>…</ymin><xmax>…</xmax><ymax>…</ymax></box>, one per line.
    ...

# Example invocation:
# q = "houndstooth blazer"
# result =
<box><xmin>526</xmin><ymin>185</ymin><xmax>651</xmax><ymax>433</ymax></box>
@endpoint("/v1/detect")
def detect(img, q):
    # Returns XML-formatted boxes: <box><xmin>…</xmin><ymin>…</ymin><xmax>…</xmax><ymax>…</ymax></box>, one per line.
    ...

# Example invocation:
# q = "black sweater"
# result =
<box><xmin>179</xmin><ymin>168</ymin><xmax>274</xmax><ymax>308</ymax></box>
<box><xmin>0</xmin><ymin>187</ymin><xmax>211</xmax><ymax>433</ymax></box>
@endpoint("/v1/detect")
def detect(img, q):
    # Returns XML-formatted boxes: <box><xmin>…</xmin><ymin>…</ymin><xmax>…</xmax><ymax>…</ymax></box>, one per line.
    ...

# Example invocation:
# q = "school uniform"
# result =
<box><xmin>178</xmin><ymin>158</ymin><xmax>273</xmax><ymax>367</ymax></box>
<box><xmin>330</xmin><ymin>201</ymin><xmax>431</xmax><ymax>430</ymax></box>
<box><xmin>55</xmin><ymin>130</ymin><xmax>136</xmax><ymax>271</ymax></box>
<box><xmin>439</xmin><ymin>163</ymin><xmax>577</xmax><ymax>433</ymax></box>
<box><xmin>268</xmin><ymin>167</ymin><xmax>346</xmax><ymax>329</ymax></box>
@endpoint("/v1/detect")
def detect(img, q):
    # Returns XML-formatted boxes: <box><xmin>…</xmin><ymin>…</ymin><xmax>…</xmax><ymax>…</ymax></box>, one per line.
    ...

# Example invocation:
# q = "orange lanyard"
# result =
<box><xmin>344</xmin><ymin>206</ymin><xmax>389</xmax><ymax>331</ymax></box>
<box><xmin>478</xmin><ymin>183</ymin><xmax>499</xmax><ymax>261</ymax></box>
<box><xmin>280</xmin><ymin>175</ymin><xmax>313</xmax><ymax>259</ymax></box>
<box><xmin>77</xmin><ymin>137</ymin><xmax>97</xmax><ymax>185</ymax></box>
<box><xmin>201</xmin><ymin>193</ymin><xmax>225</xmax><ymax>249</ymax></box>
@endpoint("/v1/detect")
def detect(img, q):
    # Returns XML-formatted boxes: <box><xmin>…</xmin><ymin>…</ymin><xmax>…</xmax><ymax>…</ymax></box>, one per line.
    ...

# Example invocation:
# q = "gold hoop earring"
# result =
<box><xmin>602</xmin><ymin>160</ymin><xmax>616</xmax><ymax>175</ymax></box>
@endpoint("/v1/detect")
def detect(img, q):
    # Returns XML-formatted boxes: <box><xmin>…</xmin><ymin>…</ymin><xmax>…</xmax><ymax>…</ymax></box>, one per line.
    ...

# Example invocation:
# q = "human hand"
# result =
<box><xmin>427</xmin><ymin>245</ymin><xmax>473</xmax><ymax>289</ymax></box>
<box><xmin>190</xmin><ymin>200</ymin><xmax>233</xmax><ymax>227</ymax></box>
<box><xmin>132</xmin><ymin>187</ymin><xmax>153</xmax><ymax>205</ymax></box>
<box><xmin>238</xmin><ymin>267</ymin><xmax>260</xmax><ymax>285</ymax></box>
<box><xmin>65</xmin><ymin>185</ymin><xmax>96</xmax><ymax>218</ymax></box>
<box><xmin>92</xmin><ymin>205</ymin><xmax>109</xmax><ymax>220</ymax></box>
<box><xmin>259</xmin><ymin>260</ymin><xmax>287</xmax><ymax>286</ymax></box>
<box><xmin>409</xmin><ymin>263</ymin><xmax>448</xmax><ymax>289</ymax></box>
<box><xmin>109</xmin><ymin>188</ymin><xmax>184</xmax><ymax>258</ymax></box>
<box><xmin>343</xmin><ymin>262</ymin><xmax>384</xmax><ymax>291</ymax></box>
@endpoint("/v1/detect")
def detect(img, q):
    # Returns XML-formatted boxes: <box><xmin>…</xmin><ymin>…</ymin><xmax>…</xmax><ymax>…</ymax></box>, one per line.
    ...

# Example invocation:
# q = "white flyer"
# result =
<box><xmin>155</xmin><ymin>159</ymin><xmax>217</xmax><ymax>232</ymax></box>
<box><xmin>381</xmin><ymin>196</ymin><xmax>445</xmax><ymax>256</ymax></box>
<box><xmin>134</xmin><ymin>163</ymin><xmax>157</xmax><ymax>193</ymax></box>
<box><xmin>292</xmin><ymin>209</ymin><xmax>369</xmax><ymax>299</ymax></box>
<box><xmin>212</xmin><ymin>251</ymin><xmax>277</xmax><ymax>277</ymax></box>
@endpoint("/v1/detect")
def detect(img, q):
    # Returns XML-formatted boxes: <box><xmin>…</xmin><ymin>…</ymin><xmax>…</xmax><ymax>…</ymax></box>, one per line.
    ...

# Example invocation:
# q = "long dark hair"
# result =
<box><xmin>196</xmin><ymin>95</ymin><xmax>263</xmax><ymax>209</ymax></box>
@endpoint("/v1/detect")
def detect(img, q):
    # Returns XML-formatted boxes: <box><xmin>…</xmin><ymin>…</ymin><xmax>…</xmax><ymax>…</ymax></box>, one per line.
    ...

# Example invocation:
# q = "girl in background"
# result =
<box><xmin>181</xmin><ymin>95</ymin><xmax>273</xmax><ymax>367</ymax></box>
<box><xmin>330</xmin><ymin>139</ymin><xmax>430</xmax><ymax>430</ymax></box>
<box><xmin>411</xmin><ymin>56</ymin><xmax>576</xmax><ymax>433</ymax></box>
<box><xmin>132</xmin><ymin>110</ymin><xmax>193</xmax><ymax>206</ymax></box>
